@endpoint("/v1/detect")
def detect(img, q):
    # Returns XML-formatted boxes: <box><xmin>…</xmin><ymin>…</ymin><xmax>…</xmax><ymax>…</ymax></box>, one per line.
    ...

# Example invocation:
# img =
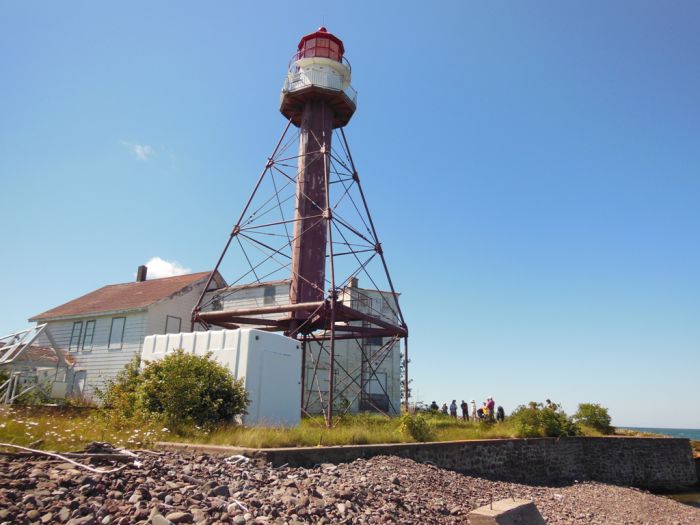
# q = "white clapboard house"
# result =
<box><xmin>23</xmin><ymin>268</ymin><xmax>401</xmax><ymax>415</ymax></box>
<box><xmin>28</xmin><ymin>267</ymin><xmax>225</xmax><ymax>398</ymax></box>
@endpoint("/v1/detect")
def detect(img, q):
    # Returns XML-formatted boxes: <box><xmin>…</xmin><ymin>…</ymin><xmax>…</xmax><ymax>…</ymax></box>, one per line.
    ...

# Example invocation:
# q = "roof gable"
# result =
<box><xmin>30</xmin><ymin>271</ymin><xmax>222</xmax><ymax>322</ymax></box>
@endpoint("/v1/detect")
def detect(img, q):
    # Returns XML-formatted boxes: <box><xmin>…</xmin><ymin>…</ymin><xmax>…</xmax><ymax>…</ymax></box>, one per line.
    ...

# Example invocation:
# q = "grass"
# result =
<box><xmin>0</xmin><ymin>406</ymin><xmax>645</xmax><ymax>452</ymax></box>
<box><xmin>0</xmin><ymin>405</ymin><xmax>171</xmax><ymax>452</ymax></box>
<box><xmin>165</xmin><ymin>413</ymin><xmax>523</xmax><ymax>448</ymax></box>
<box><xmin>0</xmin><ymin>407</ymin><xmax>524</xmax><ymax>451</ymax></box>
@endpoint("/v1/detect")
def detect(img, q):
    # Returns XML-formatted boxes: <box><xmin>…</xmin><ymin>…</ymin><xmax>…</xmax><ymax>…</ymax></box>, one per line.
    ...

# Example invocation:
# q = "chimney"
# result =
<box><xmin>136</xmin><ymin>265</ymin><xmax>148</xmax><ymax>282</ymax></box>
<box><xmin>348</xmin><ymin>277</ymin><xmax>358</xmax><ymax>288</ymax></box>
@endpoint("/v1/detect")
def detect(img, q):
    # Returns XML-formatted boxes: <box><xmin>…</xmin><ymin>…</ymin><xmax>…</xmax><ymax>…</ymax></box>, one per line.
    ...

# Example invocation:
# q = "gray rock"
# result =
<box><xmin>208</xmin><ymin>485</ymin><xmax>229</xmax><ymax>498</ymax></box>
<box><xmin>67</xmin><ymin>515</ymin><xmax>96</xmax><ymax>525</ymax></box>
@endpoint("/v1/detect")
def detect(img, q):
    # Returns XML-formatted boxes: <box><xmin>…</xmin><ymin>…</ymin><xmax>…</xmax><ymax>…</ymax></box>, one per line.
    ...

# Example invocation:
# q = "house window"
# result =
<box><xmin>69</xmin><ymin>322</ymin><xmax>83</xmax><ymax>352</ymax></box>
<box><xmin>263</xmin><ymin>286</ymin><xmax>276</xmax><ymax>305</ymax></box>
<box><xmin>366</xmin><ymin>336</ymin><xmax>383</xmax><ymax>347</ymax></box>
<box><xmin>108</xmin><ymin>317</ymin><xmax>126</xmax><ymax>350</ymax></box>
<box><xmin>82</xmin><ymin>320</ymin><xmax>96</xmax><ymax>351</ymax></box>
<box><xmin>164</xmin><ymin>315</ymin><xmax>182</xmax><ymax>334</ymax></box>
<box><xmin>211</xmin><ymin>296</ymin><xmax>223</xmax><ymax>311</ymax></box>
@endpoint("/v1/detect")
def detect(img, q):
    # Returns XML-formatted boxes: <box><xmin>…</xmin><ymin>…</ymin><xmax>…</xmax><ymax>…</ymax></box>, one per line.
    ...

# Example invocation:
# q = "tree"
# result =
<box><xmin>510</xmin><ymin>401</ymin><xmax>581</xmax><ymax>438</ymax></box>
<box><xmin>574</xmin><ymin>403</ymin><xmax>613</xmax><ymax>434</ymax></box>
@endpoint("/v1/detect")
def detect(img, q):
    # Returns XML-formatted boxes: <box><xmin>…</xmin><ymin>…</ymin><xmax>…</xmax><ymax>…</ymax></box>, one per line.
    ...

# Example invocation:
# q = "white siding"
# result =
<box><xmin>146</xmin><ymin>279</ymin><xmax>212</xmax><ymax>337</ymax></box>
<box><xmin>37</xmin><ymin>313</ymin><xmax>147</xmax><ymax>398</ymax></box>
<box><xmin>202</xmin><ymin>283</ymin><xmax>290</xmax><ymax>322</ymax></box>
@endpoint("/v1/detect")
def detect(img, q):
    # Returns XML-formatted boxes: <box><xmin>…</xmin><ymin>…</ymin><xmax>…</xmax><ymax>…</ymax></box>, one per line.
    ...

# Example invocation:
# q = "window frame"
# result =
<box><xmin>164</xmin><ymin>315</ymin><xmax>182</xmax><ymax>334</ymax></box>
<box><xmin>263</xmin><ymin>285</ymin><xmax>276</xmax><ymax>305</ymax></box>
<box><xmin>81</xmin><ymin>320</ymin><xmax>96</xmax><ymax>351</ymax></box>
<box><xmin>68</xmin><ymin>321</ymin><xmax>83</xmax><ymax>352</ymax></box>
<box><xmin>366</xmin><ymin>336</ymin><xmax>383</xmax><ymax>347</ymax></box>
<box><xmin>108</xmin><ymin>317</ymin><xmax>126</xmax><ymax>350</ymax></box>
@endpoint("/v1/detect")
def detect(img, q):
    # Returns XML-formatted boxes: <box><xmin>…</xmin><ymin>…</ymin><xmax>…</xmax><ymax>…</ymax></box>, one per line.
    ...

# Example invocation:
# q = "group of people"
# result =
<box><xmin>429</xmin><ymin>397</ymin><xmax>505</xmax><ymax>422</ymax></box>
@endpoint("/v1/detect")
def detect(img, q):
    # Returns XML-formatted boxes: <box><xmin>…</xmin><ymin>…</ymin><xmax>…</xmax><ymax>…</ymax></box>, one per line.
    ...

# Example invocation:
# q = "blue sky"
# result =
<box><xmin>1</xmin><ymin>1</ymin><xmax>698</xmax><ymax>428</ymax></box>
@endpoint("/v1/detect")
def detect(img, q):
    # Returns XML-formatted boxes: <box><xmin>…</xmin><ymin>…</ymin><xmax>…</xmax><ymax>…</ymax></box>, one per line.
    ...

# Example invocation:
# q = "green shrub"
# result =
<box><xmin>139</xmin><ymin>350</ymin><xmax>249</xmax><ymax>428</ymax></box>
<box><xmin>510</xmin><ymin>401</ymin><xmax>581</xmax><ymax>438</ymax></box>
<box><xmin>98</xmin><ymin>356</ymin><xmax>143</xmax><ymax>418</ymax></box>
<box><xmin>574</xmin><ymin>403</ymin><xmax>613</xmax><ymax>434</ymax></box>
<box><xmin>99</xmin><ymin>350</ymin><xmax>250</xmax><ymax>428</ymax></box>
<box><xmin>398</xmin><ymin>412</ymin><xmax>433</xmax><ymax>442</ymax></box>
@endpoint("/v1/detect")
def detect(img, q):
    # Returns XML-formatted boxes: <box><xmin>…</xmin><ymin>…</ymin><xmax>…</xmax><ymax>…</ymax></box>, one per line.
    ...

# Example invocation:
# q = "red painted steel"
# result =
<box><xmin>289</xmin><ymin>102</ymin><xmax>334</xmax><ymax>310</ymax></box>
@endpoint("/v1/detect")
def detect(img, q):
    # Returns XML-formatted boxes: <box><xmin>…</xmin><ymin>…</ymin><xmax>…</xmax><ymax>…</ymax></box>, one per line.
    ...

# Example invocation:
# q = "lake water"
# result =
<box><xmin>621</xmin><ymin>427</ymin><xmax>700</xmax><ymax>441</ymax></box>
<box><xmin>621</xmin><ymin>427</ymin><xmax>700</xmax><ymax>509</ymax></box>
<box><xmin>667</xmin><ymin>491</ymin><xmax>700</xmax><ymax>509</ymax></box>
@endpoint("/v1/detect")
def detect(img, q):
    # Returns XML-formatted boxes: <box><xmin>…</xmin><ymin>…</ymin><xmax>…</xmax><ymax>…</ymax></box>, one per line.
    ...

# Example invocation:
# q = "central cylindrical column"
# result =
<box><xmin>290</xmin><ymin>99</ymin><xmax>334</xmax><ymax>309</ymax></box>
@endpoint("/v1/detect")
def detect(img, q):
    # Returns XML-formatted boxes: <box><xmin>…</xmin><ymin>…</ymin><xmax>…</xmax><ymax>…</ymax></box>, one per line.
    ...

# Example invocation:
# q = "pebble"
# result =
<box><xmin>151</xmin><ymin>515</ymin><xmax>173</xmax><ymax>525</ymax></box>
<box><xmin>0</xmin><ymin>449</ymin><xmax>697</xmax><ymax>525</ymax></box>
<box><xmin>165</xmin><ymin>511</ymin><xmax>193</xmax><ymax>524</ymax></box>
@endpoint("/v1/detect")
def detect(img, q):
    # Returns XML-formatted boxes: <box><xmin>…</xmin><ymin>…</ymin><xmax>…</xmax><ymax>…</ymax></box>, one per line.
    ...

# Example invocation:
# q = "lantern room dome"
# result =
<box><xmin>281</xmin><ymin>27</ymin><xmax>356</xmax><ymax>128</ymax></box>
<box><xmin>296</xmin><ymin>26</ymin><xmax>345</xmax><ymax>62</ymax></box>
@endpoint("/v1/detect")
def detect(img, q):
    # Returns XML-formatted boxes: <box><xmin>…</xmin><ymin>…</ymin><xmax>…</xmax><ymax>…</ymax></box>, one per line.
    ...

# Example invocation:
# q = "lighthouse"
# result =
<box><xmin>281</xmin><ymin>27</ymin><xmax>357</xmax><ymax>314</ymax></box>
<box><xmin>193</xmin><ymin>28</ymin><xmax>407</xmax><ymax>426</ymax></box>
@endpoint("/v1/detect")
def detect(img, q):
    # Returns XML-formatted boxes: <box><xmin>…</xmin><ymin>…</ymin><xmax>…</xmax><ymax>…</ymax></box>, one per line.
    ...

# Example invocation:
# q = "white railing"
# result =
<box><xmin>283</xmin><ymin>69</ymin><xmax>357</xmax><ymax>105</ymax></box>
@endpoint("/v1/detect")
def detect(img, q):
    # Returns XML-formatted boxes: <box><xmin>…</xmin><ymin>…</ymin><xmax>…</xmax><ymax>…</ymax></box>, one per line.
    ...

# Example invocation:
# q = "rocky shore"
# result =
<box><xmin>1</xmin><ymin>450</ymin><xmax>698</xmax><ymax>524</ymax></box>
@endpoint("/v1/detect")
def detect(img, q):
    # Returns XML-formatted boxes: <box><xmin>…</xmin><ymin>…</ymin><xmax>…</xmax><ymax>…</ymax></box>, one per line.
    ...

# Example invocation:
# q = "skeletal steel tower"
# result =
<box><xmin>192</xmin><ymin>28</ymin><xmax>408</xmax><ymax>426</ymax></box>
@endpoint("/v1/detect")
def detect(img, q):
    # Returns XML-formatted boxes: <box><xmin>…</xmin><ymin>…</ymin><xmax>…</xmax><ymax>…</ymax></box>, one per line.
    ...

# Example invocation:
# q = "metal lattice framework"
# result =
<box><xmin>192</xmin><ymin>121</ymin><xmax>408</xmax><ymax>426</ymax></box>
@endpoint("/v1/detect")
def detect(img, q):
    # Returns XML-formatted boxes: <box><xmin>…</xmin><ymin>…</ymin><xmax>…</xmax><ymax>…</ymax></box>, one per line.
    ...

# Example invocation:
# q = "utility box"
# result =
<box><xmin>141</xmin><ymin>329</ymin><xmax>301</xmax><ymax>426</ymax></box>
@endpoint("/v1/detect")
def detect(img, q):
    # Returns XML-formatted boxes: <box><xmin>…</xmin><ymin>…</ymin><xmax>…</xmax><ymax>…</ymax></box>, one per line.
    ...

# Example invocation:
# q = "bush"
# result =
<box><xmin>100</xmin><ymin>350</ymin><xmax>250</xmax><ymax>428</ymax></box>
<box><xmin>510</xmin><ymin>401</ymin><xmax>581</xmax><ymax>438</ymax></box>
<box><xmin>140</xmin><ymin>350</ymin><xmax>249</xmax><ymax>427</ymax></box>
<box><xmin>98</xmin><ymin>356</ymin><xmax>143</xmax><ymax>418</ymax></box>
<box><xmin>574</xmin><ymin>403</ymin><xmax>613</xmax><ymax>434</ymax></box>
<box><xmin>398</xmin><ymin>412</ymin><xmax>434</xmax><ymax>442</ymax></box>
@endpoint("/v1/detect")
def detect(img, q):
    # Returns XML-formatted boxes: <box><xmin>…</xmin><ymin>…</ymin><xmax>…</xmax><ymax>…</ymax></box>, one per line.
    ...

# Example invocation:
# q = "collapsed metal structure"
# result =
<box><xmin>0</xmin><ymin>324</ymin><xmax>70</xmax><ymax>404</ymax></box>
<box><xmin>191</xmin><ymin>28</ymin><xmax>408</xmax><ymax>426</ymax></box>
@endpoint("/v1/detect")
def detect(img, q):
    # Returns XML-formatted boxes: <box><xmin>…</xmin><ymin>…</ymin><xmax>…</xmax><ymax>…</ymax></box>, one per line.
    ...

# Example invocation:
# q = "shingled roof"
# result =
<box><xmin>0</xmin><ymin>342</ymin><xmax>74</xmax><ymax>367</ymax></box>
<box><xmin>30</xmin><ymin>272</ymin><xmax>217</xmax><ymax>322</ymax></box>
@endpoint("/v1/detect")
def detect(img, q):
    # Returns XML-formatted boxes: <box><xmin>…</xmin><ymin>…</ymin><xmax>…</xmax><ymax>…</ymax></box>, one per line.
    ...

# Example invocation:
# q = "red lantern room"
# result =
<box><xmin>281</xmin><ymin>27</ymin><xmax>356</xmax><ymax>129</ymax></box>
<box><xmin>296</xmin><ymin>27</ymin><xmax>345</xmax><ymax>62</ymax></box>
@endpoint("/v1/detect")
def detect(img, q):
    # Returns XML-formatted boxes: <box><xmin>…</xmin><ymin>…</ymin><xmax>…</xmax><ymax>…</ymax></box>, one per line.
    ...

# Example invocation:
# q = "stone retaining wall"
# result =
<box><xmin>158</xmin><ymin>437</ymin><xmax>697</xmax><ymax>490</ymax></box>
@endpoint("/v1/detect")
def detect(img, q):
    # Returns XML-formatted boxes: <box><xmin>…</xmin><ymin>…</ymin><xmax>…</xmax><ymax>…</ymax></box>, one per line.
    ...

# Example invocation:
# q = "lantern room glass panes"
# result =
<box><xmin>300</xmin><ymin>36</ymin><xmax>342</xmax><ymax>61</ymax></box>
<box><xmin>329</xmin><ymin>40</ymin><xmax>339</xmax><ymax>61</ymax></box>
